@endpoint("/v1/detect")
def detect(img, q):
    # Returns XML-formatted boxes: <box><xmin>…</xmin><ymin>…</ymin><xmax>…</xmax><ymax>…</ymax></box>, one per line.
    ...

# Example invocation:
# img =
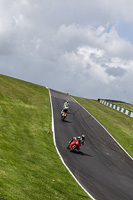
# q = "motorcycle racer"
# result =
<box><xmin>64</xmin><ymin>100</ymin><xmax>69</xmax><ymax>107</ymax></box>
<box><xmin>63</xmin><ymin>100</ymin><xmax>69</xmax><ymax>112</ymax></box>
<box><xmin>61</xmin><ymin>109</ymin><xmax>67</xmax><ymax>121</ymax></box>
<box><xmin>68</xmin><ymin>134</ymin><xmax>85</xmax><ymax>150</ymax></box>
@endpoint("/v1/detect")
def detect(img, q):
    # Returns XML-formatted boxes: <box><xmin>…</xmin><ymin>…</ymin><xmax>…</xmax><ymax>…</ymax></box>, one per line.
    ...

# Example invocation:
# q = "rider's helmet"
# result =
<box><xmin>82</xmin><ymin>134</ymin><xmax>85</xmax><ymax>140</ymax></box>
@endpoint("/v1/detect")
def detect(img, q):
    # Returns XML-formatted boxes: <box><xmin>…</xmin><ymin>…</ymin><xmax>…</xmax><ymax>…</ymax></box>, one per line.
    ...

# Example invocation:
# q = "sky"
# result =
<box><xmin>0</xmin><ymin>0</ymin><xmax>133</xmax><ymax>103</ymax></box>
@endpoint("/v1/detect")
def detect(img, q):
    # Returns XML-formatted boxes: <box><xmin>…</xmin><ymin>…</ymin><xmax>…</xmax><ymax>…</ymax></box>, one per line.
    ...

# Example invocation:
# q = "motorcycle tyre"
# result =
<box><xmin>61</xmin><ymin>116</ymin><xmax>64</xmax><ymax>121</ymax></box>
<box><xmin>70</xmin><ymin>146</ymin><xmax>76</xmax><ymax>152</ymax></box>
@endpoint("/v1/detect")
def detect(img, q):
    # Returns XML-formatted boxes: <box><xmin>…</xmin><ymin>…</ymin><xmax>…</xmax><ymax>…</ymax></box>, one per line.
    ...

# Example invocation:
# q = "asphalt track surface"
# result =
<box><xmin>50</xmin><ymin>89</ymin><xmax>133</xmax><ymax>200</ymax></box>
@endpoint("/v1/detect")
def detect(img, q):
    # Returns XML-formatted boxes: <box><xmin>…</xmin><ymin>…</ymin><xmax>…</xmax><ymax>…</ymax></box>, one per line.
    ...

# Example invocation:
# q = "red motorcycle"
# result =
<box><xmin>61</xmin><ymin>111</ymin><xmax>67</xmax><ymax>121</ymax></box>
<box><xmin>67</xmin><ymin>139</ymin><xmax>82</xmax><ymax>152</ymax></box>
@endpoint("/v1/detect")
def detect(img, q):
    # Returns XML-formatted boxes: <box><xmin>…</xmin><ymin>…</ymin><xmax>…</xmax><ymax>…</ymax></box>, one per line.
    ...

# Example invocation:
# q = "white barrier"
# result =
<box><xmin>99</xmin><ymin>100</ymin><xmax>133</xmax><ymax>118</ymax></box>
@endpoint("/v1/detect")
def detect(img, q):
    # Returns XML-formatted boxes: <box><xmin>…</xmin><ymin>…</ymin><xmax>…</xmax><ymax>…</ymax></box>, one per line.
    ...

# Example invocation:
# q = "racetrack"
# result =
<box><xmin>50</xmin><ymin>89</ymin><xmax>133</xmax><ymax>200</ymax></box>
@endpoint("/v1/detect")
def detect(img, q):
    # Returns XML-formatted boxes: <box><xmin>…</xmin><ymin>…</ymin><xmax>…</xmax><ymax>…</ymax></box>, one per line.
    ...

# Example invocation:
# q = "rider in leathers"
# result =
<box><xmin>68</xmin><ymin>134</ymin><xmax>85</xmax><ymax>150</ymax></box>
<box><xmin>63</xmin><ymin>100</ymin><xmax>69</xmax><ymax>112</ymax></box>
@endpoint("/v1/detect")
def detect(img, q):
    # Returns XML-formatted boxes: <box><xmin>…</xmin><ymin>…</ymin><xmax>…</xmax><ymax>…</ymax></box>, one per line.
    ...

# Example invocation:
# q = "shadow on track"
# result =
<box><xmin>71</xmin><ymin>150</ymin><xmax>92</xmax><ymax>157</ymax></box>
<box><xmin>62</xmin><ymin>120</ymin><xmax>72</xmax><ymax>123</ymax></box>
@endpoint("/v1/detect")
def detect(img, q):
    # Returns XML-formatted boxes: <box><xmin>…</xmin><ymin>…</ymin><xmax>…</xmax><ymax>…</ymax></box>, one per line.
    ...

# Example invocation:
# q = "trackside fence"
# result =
<box><xmin>99</xmin><ymin>99</ymin><xmax>133</xmax><ymax>118</ymax></box>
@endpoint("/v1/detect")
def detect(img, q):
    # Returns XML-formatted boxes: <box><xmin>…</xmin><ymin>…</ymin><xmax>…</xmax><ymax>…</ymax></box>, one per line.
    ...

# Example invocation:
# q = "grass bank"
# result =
<box><xmin>73</xmin><ymin>96</ymin><xmax>133</xmax><ymax>158</ymax></box>
<box><xmin>0</xmin><ymin>74</ymin><xmax>90</xmax><ymax>200</ymax></box>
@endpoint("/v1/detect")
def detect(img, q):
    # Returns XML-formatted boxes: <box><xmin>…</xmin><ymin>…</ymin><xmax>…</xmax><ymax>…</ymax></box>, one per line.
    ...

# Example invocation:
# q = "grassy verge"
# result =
<box><xmin>73</xmin><ymin>96</ymin><xmax>133</xmax><ymax>158</ymax></box>
<box><xmin>0</xmin><ymin>75</ymin><xmax>90</xmax><ymax>200</ymax></box>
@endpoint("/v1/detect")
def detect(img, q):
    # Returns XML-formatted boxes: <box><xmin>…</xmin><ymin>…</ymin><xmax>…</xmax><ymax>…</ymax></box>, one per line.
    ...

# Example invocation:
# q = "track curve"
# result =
<box><xmin>50</xmin><ymin>89</ymin><xmax>133</xmax><ymax>200</ymax></box>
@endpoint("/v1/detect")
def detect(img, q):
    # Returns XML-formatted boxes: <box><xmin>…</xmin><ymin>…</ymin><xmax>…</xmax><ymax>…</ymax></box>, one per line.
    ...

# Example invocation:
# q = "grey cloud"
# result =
<box><xmin>0</xmin><ymin>0</ymin><xmax>133</xmax><ymax>103</ymax></box>
<box><xmin>106</xmin><ymin>67</ymin><xmax>127</xmax><ymax>77</ymax></box>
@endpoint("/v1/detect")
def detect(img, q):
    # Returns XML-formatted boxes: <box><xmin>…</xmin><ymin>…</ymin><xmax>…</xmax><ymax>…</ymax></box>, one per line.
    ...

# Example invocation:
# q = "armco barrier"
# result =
<box><xmin>99</xmin><ymin>99</ymin><xmax>133</xmax><ymax>118</ymax></box>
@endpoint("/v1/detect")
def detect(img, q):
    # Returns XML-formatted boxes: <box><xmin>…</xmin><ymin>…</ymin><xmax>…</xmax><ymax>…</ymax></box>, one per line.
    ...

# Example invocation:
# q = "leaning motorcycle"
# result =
<box><xmin>61</xmin><ymin>111</ymin><xmax>67</xmax><ymax>121</ymax></box>
<box><xmin>67</xmin><ymin>139</ymin><xmax>82</xmax><ymax>152</ymax></box>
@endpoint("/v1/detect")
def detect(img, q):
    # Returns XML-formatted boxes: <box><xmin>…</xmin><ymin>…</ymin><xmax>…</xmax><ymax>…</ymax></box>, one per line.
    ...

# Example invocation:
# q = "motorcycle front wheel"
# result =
<box><xmin>70</xmin><ymin>145</ymin><xmax>76</xmax><ymax>152</ymax></box>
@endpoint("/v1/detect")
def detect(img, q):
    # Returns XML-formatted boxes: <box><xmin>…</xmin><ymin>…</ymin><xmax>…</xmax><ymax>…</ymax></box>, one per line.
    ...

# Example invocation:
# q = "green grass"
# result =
<box><xmin>73</xmin><ymin>96</ymin><xmax>133</xmax><ymax>158</ymax></box>
<box><xmin>1</xmin><ymin>74</ymin><xmax>133</xmax><ymax>200</ymax></box>
<box><xmin>0</xmin><ymin>74</ymin><xmax>90</xmax><ymax>200</ymax></box>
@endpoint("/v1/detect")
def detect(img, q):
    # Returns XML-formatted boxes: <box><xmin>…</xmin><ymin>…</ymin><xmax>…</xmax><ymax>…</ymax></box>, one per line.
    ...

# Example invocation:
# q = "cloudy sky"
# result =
<box><xmin>0</xmin><ymin>0</ymin><xmax>133</xmax><ymax>103</ymax></box>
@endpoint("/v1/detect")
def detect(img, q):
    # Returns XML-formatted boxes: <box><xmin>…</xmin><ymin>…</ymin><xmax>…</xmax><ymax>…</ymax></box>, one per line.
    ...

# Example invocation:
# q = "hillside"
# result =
<box><xmin>0</xmin><ymin>74</ymin><xmax>90</xmax><ymax>200</ymax></box>
<box><xmin>0</xmin><ymin>74</ymin><xmax>133</xmax><ymax>200</ymax></box>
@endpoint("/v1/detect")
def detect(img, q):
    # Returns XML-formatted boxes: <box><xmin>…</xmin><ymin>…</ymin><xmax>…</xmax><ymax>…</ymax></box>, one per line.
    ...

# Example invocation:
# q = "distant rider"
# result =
<box><xmin>61</xmin><ymin>109</ymin><xmax>67</xmax><ymax>115</ymax></box>
<box><xmin>63</xmin><ymin>100</ymin><xmax>69</xmax><ymax>112</ymax></box>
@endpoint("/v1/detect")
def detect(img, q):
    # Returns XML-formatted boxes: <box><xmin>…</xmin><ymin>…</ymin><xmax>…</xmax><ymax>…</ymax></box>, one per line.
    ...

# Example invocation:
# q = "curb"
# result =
<box><xmin>99</xmin><ymin>99</ymin><xmax>133</xmax><ymax>118</ymax></box>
